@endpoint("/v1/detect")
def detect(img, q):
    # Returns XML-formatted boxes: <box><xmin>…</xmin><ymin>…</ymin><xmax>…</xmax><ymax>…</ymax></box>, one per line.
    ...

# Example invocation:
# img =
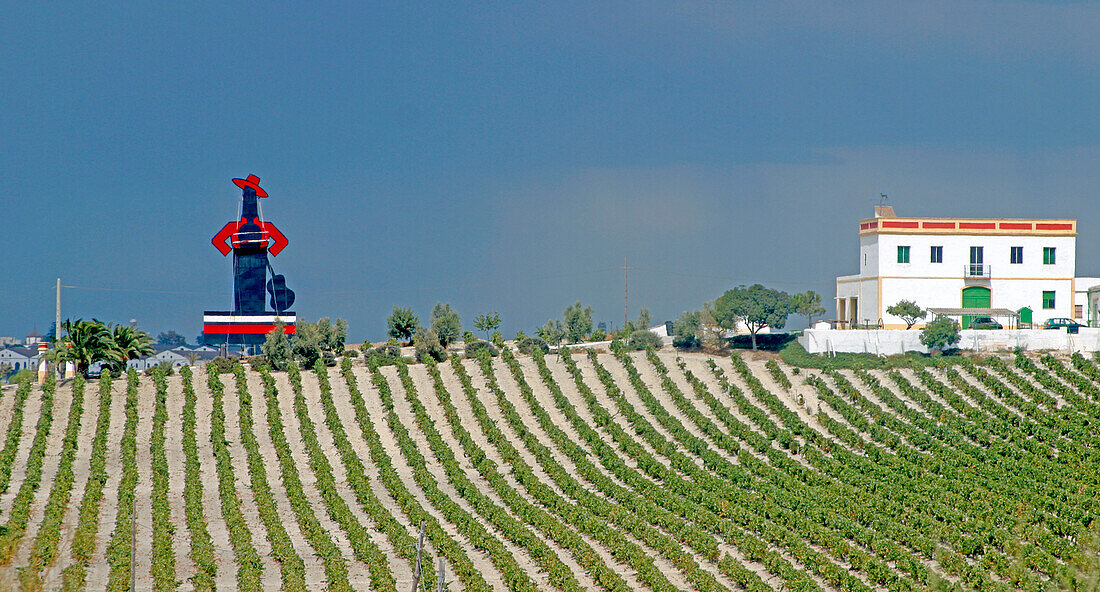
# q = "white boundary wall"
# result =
<box><xmin>799</xmin><ymin>328</ymin><xmax>1100</xmax><ymax>355</ymax></box>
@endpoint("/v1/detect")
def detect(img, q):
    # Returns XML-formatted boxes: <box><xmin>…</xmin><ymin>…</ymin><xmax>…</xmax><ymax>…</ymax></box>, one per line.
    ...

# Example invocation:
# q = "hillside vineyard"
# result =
<box><xmin>0</xmin><ymin>349</ymin><xmax>1096</xmax><ymax>591</ymax></box>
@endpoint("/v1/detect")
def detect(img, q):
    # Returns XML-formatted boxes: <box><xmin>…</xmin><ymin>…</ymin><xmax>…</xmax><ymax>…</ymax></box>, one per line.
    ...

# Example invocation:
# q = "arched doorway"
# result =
<box><xmin>962</xmin><ymin>286</ymin><xmax>991</xmax><ymax>329</ymax></box>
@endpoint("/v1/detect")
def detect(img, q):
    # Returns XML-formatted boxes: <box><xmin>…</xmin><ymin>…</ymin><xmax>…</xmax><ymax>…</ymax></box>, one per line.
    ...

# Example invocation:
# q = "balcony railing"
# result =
<box><xmin>964</xmin><ymin>264</ymin><xmax>991</xmax><ymax>278</ymax></box>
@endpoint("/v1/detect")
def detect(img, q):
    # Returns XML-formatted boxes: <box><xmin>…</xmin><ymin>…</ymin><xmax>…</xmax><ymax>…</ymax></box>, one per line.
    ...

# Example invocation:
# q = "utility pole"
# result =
<box><xmin>623</xmin><ymin>258</ymin><xmax>629</xmax><ymax>330</ymax></box>
<box><xmin>55</xmin><ymin>278</ymin><xmax>61</xmax><ymax>342</ymax></box>
<box><xmin>411</xmin><ymin>520</ymin><xmax>425</xmax><ymax>592</ymax></box>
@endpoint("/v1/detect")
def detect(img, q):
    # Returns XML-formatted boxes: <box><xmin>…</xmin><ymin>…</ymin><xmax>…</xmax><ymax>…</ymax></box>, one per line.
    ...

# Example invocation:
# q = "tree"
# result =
<box><xmin>672</xmin><ymin>310</ymin><xmax>701</xmax><ymax>349</ymax></box>
<box><xmin>291</xmin><ymin>317</ymin><xmax>348</xmax><ymax>366</ymax></box>
<box><xmin>790</xmin><ymin>291</ymin><xmax>827</xmax><ymax>327</ymax></box>
<box><xmin>563</xmin><ymin>301</ymin><xmax>594</xmax><ymax>343</ymax></box>
<box><xmin>627</xmin><ymin>329</ymin><xmax>662</xmax><ymax>351</ymax></box>
<box><xmin>262</xmin><ymin>321</ymin><xmax>293</xmax><ymax>370</ymax></box>
<box><xmin>713</xmin><ymin>284</ymin><xmax>794</xmax><ymax>351</ymax></box>
<box><xmin>55</xmin><ymin>318</ymin><xmax>115</xmax><ymax>376</ymax></box>
<box><xmin>321</xmin><ymin>317</ymin><xmax>349</xmax><ymax>354</ymax></box>
<box><xmin>887</xmin><ymin>300</ymin><xmax>927</xmax><ymax>329</ymax></box>
<box><xmin>698</xmin><ymin>302</ymin><xmax>727</xmax><ymax>351</ymax></box>
<box><xmin>387</xmin><ymin>306</ymin><xmax>419</xmax><ymax>345</ymax></box>
<box><xmin>473</xmin><ymin>312</ymin><xmax>502</xmax><ymax>342</ymax></box>
<box><xmin>413</xmin><ymin>327</ymin><xmax>448</xmax><ymax>362</ymax></box>
<box><xmin>536</xmin><ymin>319</ymin><xmax>565</xmax><ymax>347</ymax></box>
<box><xmin>105</xmin><ymin>324</ymin><xmax>154</xmax><ymax>374</ymax></box>
<box><xmin>619</xmin><ymin>307</ymin><xmax>654</xmax><ymax>337</ymax></box>
<box><xmin>920</xmin><ymin>316</ymin><xmax>960</xmax><ymax>354</ymax></box>
<box><xmin>430</xmin><ymin>303</ymin><xmax>462</xmax><ymax>349</ymax></box>
<box><xmin>156</xmin><ymin>330</ymin><xmax>187</xmax><ymax>347</ymax></box>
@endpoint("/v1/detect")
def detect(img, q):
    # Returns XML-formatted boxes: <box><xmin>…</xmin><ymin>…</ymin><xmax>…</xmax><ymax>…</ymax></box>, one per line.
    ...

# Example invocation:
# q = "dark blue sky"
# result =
<box><xmin>5</xmin><ymin>2</ymin><xmax>1100</xmax><ymax>341</ymax></box>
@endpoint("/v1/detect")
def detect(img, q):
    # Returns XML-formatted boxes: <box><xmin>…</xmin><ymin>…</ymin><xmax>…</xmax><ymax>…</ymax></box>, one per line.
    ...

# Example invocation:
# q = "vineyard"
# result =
<box><xmin>0</xmin><ymin>347</ymin><xmax>1097</xmax><ymax>592</ymax></box>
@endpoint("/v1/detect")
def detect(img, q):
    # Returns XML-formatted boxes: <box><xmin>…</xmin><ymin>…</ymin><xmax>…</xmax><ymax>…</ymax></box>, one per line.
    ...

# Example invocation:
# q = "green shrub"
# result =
<box><xmin>517</xmin><ymin>336</ymin><xmax>549</xmax><ymax>355</ymax></box>
<box><xmin>672</xmin><ymin>333</ymin><xmax>700</xmax><ymax>349</ymax></box>
<box><xmin>627</xmin><ymin>329</ymin><xmax>661</xmax><ymax>351</ymax></box>
<box><xmin>590</xmin><ymin>329</ymin><xmax>608</xmax><ymax>342</ymax></box>
<box><xmin>247</xmin><ymin>355</ymin><xmax>270</xmax><ymax>372</ymax></box>
<box><xmin>778</xmin><ymin>340</ymin><xmax>965</xmax><ymax>370</ymax></box>
<box><xmin>364</xmin><ymin>345</ymin><xmax>402</xmax><ymax>368</ymax></box>
<box><xmin>920</xmin><ymin>316</ymin><xmax>961</xmax><ymax>354</ymax></box>
<box><xmin>343</xmin><ymin>349</ymin><xmax>359</xmax><ymax>358</ymax></box>
<box><xmin>414</xmin><ymin>329</ymin><xmax>448</xmax><ymax>362</ymax></box>
<box><xmin>465</xmin><ymin>340</ymin><xmax>499</xmax><ymax>358</ymax></box>
<box><xmin>207</xmin><ymin>356</ymin><xmax>237</xmax><ymax>374</ymax></box>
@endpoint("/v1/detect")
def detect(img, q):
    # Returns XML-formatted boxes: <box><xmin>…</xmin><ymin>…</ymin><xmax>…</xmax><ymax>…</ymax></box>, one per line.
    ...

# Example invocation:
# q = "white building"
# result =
<box><xmin>836</xmin><ymin>206</ymin><xmax>1098</xmax><ymax>329</ymax></box>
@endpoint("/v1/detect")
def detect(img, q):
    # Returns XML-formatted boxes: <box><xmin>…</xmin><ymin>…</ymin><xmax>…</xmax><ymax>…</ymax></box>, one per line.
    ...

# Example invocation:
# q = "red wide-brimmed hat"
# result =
<box><xmin>232</xmin><ymin>174</ymin><xmax>269</xmax><ymax>197</ymax></box>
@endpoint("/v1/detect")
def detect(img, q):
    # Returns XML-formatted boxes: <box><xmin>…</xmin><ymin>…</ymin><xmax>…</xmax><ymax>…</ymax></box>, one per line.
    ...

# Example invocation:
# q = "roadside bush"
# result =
<box><xmin>207</xmin><ymin>356</ymin><xmax>237</xmax><ymax>374</ymax></box>
<box><xmin>465</xmin><ymin>340</ymin><xmax>499</xmax><ymax>358</ymax></box>
<box><xmin>364</xmin><ymin>345</ymin><xmax>402</xmax><ymax>367</ymax></box>
<box><xmin>728</xmin><ymin>333</ymin><xmax>796</xmax><ymax>351</ymax></box>
<box><xmin>590</xmin><ymin>329</ymin><xmax>607</xmax><ymax>342</ymax></box>
<box><xmin>370</xmin><ymin>344</ymin><xmax>401</xmax><ymax>358</ymax></box>
<box><xmin>627</xmin><ymin>329</ymin><xmax>661</xmax><ymax>351</ymax></box>
<box><xmin>322</xmin><ymin>350</ymin><xmax>337</xmax><ymax>367</ymax></box>
<box><xmin>247</xmin><ymin>355</ymin><xmax>271</xmax><ymax>372</ymax></box>
<box><xmin>516</xmin><ymin>336</ymin><xmax>549</xmax><ymax>355</ymax></box>
<box><xmin>672</xmin><ymin>333</ymin><xmax>700</xmax><ymax>349</ymax></box>
<box><xmin>778</xmin><ymin>340</ymin><xmax>965</xmax><ymax>370</ymax></box>
<box><xmin>343</xmin><ymin>349</ymin><xmax>359</xmax><ymax>358</ymax></box>
<box><xmin>920</xmin><ymin>316</ymin><xmax>961</xmax><ymax>354</ymax></box>
<box><xmin>414</xmin><ymin>329</ymin><xmax>448</xmax><ymax>362</ymax></box>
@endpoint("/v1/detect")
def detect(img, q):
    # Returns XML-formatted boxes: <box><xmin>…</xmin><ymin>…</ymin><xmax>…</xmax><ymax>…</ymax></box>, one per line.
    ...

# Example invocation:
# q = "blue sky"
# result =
<box><xmin>4</xmin><ymin>1</ymin><xmax>1100</xmax><ymax>341</ymax></box>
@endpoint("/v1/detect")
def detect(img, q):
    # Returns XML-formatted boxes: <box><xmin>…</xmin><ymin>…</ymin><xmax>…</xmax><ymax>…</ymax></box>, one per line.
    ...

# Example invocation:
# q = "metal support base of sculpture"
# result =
<box><xmin>203</xmin><ymin>174</ymin><xmax>296</xmax><ymax>348</ymax></box>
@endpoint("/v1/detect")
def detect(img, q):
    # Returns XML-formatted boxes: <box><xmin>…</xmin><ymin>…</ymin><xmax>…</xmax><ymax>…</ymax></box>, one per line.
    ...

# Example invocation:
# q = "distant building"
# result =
<box><xmin>24</xmin><ymin>330</ymin><xmax>43</xmax><ymax>347</ymax></box>
<box><xmin>0</xmin><ymin>346</ymin><xmax>39</xmax><ymax>371</ymax></box>
<box><xmin>836</xmin><ymin>206</ymin><xmax>1098</xmax><ymax>329</ymax></box>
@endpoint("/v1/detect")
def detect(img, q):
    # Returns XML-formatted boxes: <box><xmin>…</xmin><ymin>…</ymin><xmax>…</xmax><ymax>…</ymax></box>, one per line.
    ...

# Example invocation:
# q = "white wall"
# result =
<box><xmin>879</xmin><ymin>277</ymin><xmax>1074</xmax><ymax>327</ymax></box>
<box><xmin>875</xmin><ymin>233</ymin><xmax>1075</xmax><ymax>280</ymax></box>
<box><xmin>800</xmin><ymin>327</ymin><xmax>1100</xmax><ymax>354</ymax></box>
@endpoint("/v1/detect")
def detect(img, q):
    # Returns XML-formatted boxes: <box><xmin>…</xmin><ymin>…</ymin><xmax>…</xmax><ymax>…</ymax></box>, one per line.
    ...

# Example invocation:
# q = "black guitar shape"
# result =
<box><xmin>266</xmin><ymin>264</ymin><xmax>296</xmax><ymax>313</ymax></box>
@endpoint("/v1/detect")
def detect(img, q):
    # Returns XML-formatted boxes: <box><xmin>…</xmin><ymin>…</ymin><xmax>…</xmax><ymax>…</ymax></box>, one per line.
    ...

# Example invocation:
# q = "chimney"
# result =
<box><xmin>874</xmin><ymin>205</ymin><xmax>896</xmax><ymax>218</ymax></box>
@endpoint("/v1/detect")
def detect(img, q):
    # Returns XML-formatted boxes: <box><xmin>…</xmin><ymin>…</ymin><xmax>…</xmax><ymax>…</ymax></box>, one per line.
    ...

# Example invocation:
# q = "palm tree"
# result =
<box><xmin>105</xmin><ymin>324</ymin><xmax>154</xmax><ymax>374</ymax></box>
<box><xmin>58</xmin><ymin>318</ymin><xmax>115</xmax><ymax>377</ymax></box>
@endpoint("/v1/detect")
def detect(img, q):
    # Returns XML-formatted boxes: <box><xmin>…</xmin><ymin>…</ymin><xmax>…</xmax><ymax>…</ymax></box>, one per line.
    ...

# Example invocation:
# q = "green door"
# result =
<box><xmin>962</xmin><ymin>286</ymin><xmax>991</xmax><ymax>329</ymax></box>
<box><xmin>1018</xmin><ymin>306</ymin><xmax>1032</xmax><ymax>328</ymax></box>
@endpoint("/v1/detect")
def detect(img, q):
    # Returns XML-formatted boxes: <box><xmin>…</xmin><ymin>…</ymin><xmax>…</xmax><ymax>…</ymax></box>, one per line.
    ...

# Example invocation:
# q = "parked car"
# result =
<box><xmin>969</xmin><ymin>317</ymin><xmax>1003</xmax><ymax>330</ymax></box>
<box><xmin>1043</xmin><ymin>318</ymin><xmax>1084</xmax><ymax>330</ymax></box>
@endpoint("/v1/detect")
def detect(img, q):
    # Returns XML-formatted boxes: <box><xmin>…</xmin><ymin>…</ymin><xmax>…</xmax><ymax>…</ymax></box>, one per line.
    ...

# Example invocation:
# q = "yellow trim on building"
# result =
<box><xmin>838</xmin><ymin>275</ymin><xmax>1074</xmax><ymax>282</ymax></box>
<box><xmin>858</xmin><ymin>217</ymin><xmax>1076</xmax><ymax>237</ymax></box>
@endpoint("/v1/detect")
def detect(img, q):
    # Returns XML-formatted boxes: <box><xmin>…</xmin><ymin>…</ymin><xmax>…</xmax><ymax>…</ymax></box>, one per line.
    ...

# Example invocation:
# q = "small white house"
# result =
<box><xmin>836</xmin><ymin>206</ymin><xmax>1093</xmax><ymax>329</ymax></box>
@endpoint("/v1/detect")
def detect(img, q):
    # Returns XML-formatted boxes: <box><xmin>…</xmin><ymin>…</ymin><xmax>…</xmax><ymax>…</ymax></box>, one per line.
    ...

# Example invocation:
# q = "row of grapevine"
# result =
<box><xmin>179</xmin><ymin>366</ymin><xmax>217</xmax><ymax>592</ymax></box>
<box><xmin>231</xmin><ymin>365</ymin><xmax>308</xmax><ymax>590</ymax></box>
<box><xmin>19</xmin><ymin>374</ymin><xmax>84</xmax><ymax>591</ymax></box>
<box><xmin>206</xmin><ymin>365</ymin><xmax>263</xmax><ymax>590</ymax></box>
